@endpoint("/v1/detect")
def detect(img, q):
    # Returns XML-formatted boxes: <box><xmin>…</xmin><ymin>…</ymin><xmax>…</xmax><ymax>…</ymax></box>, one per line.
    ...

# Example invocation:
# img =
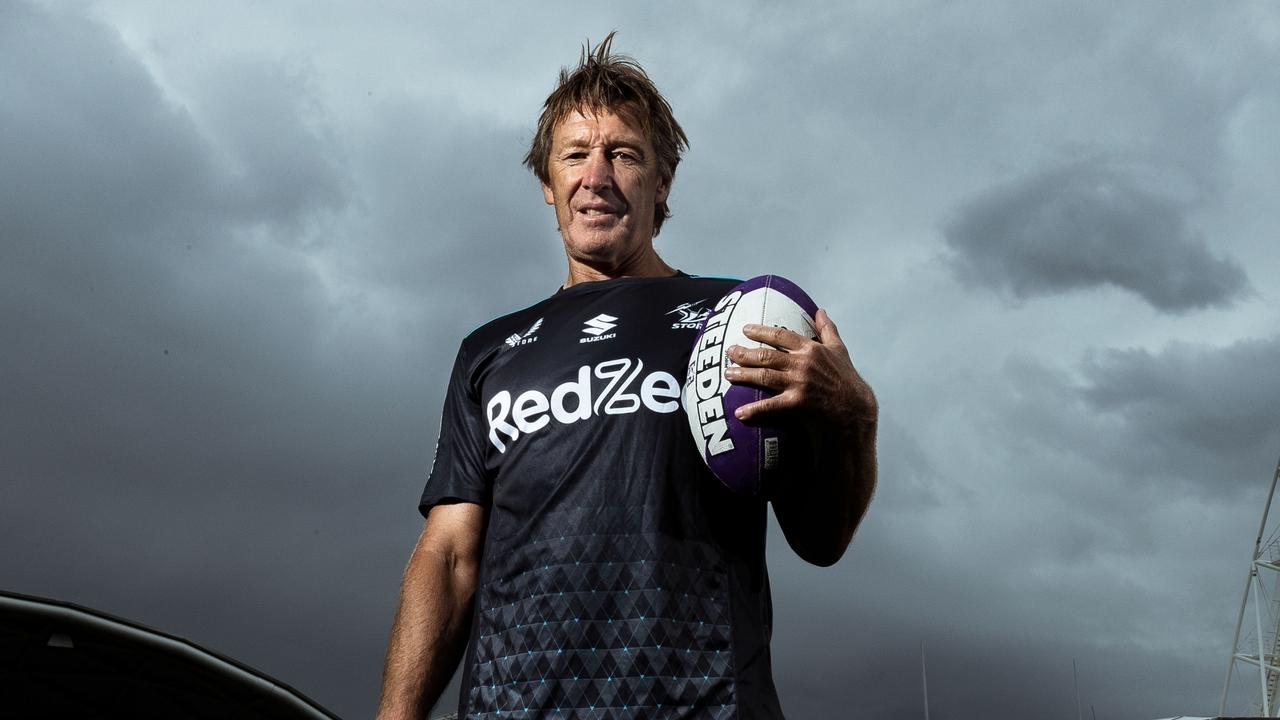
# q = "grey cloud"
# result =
<box><xmin>943</xmin><ymin>158</ymin><xmax>1250</xmax><ymax>313</ymax></box>
<box><xmin>1079</xmin><ymin>336</ymin><xmax>1280</xmax><ymax>481</ymax></box>
<box><xmin>5</xmin><ymin>2</ymin><xmax>1279</xmax><ymax>718</ymax></box>
<box><xmin>656</xmin><ymin>1</ymin><xmax>1277</xmax><ymax>299</ymax></box>
<box><xmin>766</xmin><ymin>515</ymin><xmax>1226</xmax><ymax>720</ymax></box>
<box><xmin>0</xmin><ymin>4</ymin><xmax>342</xmax><ymax>245</ymax></box>
<box><xmin>185</xmin><ymin>56</ymin><xmax>348</xmax><ymax>231</ymax></box>
<box><xmin>0</xmin><ymin>1</ymin><xmax>361</xmax><ymax>497</ymax></box>
<box><xmin>339</xmin><ymin>97</ymin><xmax>562</xmax><ymax>306</ymax></box>
<box><xmin>1</xmin><ymin>8</ymin><xmax>210</xmax><ymax>244</ymax></box>
<box><xmin>0</xmin><ymin>4</ymin><xmax>570</xmax><ymax>717</ymax></box>
<box><xmin>1001</xmin><ymin>335</ymin><xmax>1280</xmax><ymax>493</ymax></box>
<box><xmin>0</xmin><ymin>4</ymin><xmax>391</xmax><ymax>715</ymax></box>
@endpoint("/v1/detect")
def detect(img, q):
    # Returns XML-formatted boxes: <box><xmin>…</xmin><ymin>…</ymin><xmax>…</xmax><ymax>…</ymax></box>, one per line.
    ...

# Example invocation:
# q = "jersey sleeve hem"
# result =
<box><xmin>418</xmin><ymin>491</ymin><xmax>490</xmax><ymax>518</ymax></box>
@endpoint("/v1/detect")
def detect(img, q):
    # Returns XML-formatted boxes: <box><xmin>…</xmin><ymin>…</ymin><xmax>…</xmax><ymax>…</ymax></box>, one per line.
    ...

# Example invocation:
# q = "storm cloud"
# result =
<box><xmin>943</xmin><ymin>158</ymin><xmax>1250</xmax><ymax>313</ymax></box>
<box><xmin>4</xmin><ymin>2</ymin><xmax>1280</xmax><ymax>718</ymax></box>
<box><xmin>1078</xmin><ymin>336</ymin><xmax>1280</xmax><ymax>488</ymax></box>
<box><xmin>985</xmin><ymin>334</ymin><xmax>1280</xmax><ymax>499</ymax></box>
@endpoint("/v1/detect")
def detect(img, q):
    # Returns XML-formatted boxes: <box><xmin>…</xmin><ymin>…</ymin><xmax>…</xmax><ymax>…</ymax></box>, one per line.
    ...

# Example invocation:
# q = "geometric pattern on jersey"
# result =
<box><xmin>467</xmin><ymin>506</ymin><xmax>735</xmax><ymax>718</ymax></box>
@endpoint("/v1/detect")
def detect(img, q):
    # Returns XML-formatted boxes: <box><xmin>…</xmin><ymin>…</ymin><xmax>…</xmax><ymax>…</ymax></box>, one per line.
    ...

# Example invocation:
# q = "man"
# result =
<box><xmin>377</xmin><ymin>34</ymin><xmax>877</xmax><ymax>719</ymax></box>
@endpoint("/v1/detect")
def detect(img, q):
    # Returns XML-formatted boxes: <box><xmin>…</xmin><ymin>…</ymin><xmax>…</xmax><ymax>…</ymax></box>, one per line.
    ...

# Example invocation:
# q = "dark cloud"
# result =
<box><xmin>0</xmin><ymin>4</ymin><xmax>393</xmax><ymax>715</ymax></box>
<box><xmin>1078</xmin><ymin>336</ymin><xmax>1280</xmax><ymax>484</ymax></box>
<box><xmin>943</xmin><ymin>158</ymin><xmax>1250</xmax><ymax>313</ymax></box>
<box><xmin>0</xmin><ymin>4</ymin><xmax>572</xmax><ymax>717</ymax></box>
<box><xmin>765</xmin><ymin>518</ymin><xmax>1230</xmax><ymax>720</ymax></box>
<box><xmin>337</xmin><ymin>96</ymin><xmax>562</xmax><ymax>305</ymax></box>
<box><xmin>4</xmin><ymin>2</ymin><xmax>1278</xmax><ymax>718</ymax></box>
<box><xmin>1000</xmin><ymin>335</ymin><xmax>1280</xmax><ymax>494</ymax></box>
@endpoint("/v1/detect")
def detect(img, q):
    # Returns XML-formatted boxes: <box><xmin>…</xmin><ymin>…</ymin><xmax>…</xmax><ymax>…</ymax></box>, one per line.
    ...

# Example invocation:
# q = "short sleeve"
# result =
<box><xmin>419</xmin><ymin>340</ymin><xmax>492</xmax><ymax>516</ymax></box>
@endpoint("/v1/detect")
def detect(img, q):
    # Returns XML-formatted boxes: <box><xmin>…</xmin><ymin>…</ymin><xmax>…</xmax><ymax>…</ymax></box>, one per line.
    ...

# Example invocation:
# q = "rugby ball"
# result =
<box><xmin>683</xmin><ymin>275</ymin><xmax>819</xmax><ymax>495</ymax></box>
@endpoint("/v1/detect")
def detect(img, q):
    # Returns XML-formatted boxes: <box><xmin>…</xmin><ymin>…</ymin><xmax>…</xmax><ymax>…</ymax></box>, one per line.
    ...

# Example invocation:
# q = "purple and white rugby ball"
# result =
<box><xmin>683</xmin><ymin>275</ymin><xmax>819</xmax><ymax>495</ymax></box>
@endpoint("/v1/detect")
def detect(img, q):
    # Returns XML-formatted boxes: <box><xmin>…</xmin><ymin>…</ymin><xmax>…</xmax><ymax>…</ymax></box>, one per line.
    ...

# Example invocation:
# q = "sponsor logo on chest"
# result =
<box><xmin>486</xmin><ymin>357</ymin><xmax>680</xmax><ymax>453</ymax></box>
<box><xmin>580</xmin><ymin>313</ymin><xmax>618</xmax><ymax>343</ymax></box>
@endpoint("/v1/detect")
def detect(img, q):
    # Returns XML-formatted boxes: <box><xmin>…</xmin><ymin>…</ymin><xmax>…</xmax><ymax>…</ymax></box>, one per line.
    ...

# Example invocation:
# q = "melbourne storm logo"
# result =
<box><xmin>667</xmin><ymin>299</ymin><xmax>710</xmax><ymax>330</ymax></box>
<box><xmin>504</xmin><ymin>318</ymin><xmax>543</xmax><ymax>348</ymax></box>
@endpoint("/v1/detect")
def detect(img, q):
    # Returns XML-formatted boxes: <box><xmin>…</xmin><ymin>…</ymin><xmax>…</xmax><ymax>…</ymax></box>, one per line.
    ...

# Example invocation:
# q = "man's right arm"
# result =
<box><xmin>376</xmin><ymin>501</ymin><xmax>487</xmax><ymax>720</ymax></box>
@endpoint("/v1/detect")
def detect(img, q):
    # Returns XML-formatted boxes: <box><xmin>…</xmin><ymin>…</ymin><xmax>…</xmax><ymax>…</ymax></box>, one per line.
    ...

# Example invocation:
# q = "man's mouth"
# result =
<box><xmin>576</xmin><ymin>202</ymin><xmax>625</xmax><ymax>217</ymax></box>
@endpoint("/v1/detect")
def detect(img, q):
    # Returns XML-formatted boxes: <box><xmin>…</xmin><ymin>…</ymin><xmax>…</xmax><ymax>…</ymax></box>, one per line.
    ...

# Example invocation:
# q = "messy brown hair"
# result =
<box><xmin>524</xmin><ymin>32</ymin><xmax>688</xmax><ymax>236</ymax></box>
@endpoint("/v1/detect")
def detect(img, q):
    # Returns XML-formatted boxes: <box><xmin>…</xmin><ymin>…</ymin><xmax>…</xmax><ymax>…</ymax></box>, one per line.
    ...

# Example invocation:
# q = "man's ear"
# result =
<box><xmin>656</xmin><ymin>176</ymin><xmax>670</xmax><ymax>205</ymax></box>
<box><xmin>542</xmin><ymin>183</ymin><xmax>555</xmax><ymax>205</ymax></box>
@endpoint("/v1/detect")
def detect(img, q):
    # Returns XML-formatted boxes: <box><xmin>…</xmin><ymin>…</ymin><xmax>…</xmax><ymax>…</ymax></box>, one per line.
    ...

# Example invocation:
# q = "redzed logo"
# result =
<box><xmin>486</xmin><ymin>358</ymin><xmax>681</xmax><ymax>452</ymax></box>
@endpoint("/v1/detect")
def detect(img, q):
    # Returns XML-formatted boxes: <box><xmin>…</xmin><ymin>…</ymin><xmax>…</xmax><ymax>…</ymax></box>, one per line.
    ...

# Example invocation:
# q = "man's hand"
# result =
<box><xmin>723</xmin><ymin>308</ymin><xmax>877</xmax><ymax>430</ymax></box>
<box><xmin>722</xmin><ymin>308</ymin><xmax>878</xmax><ymax>566</ymax></box>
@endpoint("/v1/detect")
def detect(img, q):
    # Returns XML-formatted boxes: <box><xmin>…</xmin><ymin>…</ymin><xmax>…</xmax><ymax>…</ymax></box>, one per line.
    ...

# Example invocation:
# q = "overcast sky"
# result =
<box><xmin>4</xmin><ymin>2</ymin><xmax>1279</xmax><ymax>718</ymax></box>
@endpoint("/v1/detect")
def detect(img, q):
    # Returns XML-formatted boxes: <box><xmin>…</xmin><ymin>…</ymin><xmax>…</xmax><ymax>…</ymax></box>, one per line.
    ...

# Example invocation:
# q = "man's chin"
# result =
<box><xmin>563</xmin><ymin>233</ymin><xmax>637</xmax><ymax>262</ymax></box>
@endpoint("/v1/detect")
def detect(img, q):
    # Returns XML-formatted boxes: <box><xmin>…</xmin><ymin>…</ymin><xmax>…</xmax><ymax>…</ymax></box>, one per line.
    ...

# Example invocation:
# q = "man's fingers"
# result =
<box><xmin>727</xmin><ymin>344</ymin><xmax>790</xmax><ymax>369</ymax></box>
<box><xmin>815</xmin><ymin>308</ymin><xmax>845</xmax><ymax>348</ymax></box>
<box><xmin>724</xmin><ymin>365</ymin><xmax>788</xmax><ymax>391</ymax></box>
<box><xmin>734</xmin><ymin>391</ymin><xmax>795</xmax><ymax>422</ymax></box>
<box><xmin>742</xmin><ymin>323</ymin><xmax>808</xmax><ymax>351</ymax></box>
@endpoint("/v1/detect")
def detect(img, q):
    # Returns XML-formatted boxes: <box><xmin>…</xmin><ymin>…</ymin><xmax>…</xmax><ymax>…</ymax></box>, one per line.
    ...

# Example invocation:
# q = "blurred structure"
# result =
<box><xmin>0</xmin><ymin>589</ymin><xmax>339</xmax><ymax>719</ymax></box>
<box><xmin>1222</xmin><ymin>456</ymin><xmax>1280</xmax><ymax>717</ymax></box>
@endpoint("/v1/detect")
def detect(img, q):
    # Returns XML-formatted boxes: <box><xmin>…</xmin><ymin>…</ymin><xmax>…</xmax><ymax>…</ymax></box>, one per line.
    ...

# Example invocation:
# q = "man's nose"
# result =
<box><xmin>581</xmin><ymin>151</ymin><xmax>614</xmax><ymax>191</ymax></box>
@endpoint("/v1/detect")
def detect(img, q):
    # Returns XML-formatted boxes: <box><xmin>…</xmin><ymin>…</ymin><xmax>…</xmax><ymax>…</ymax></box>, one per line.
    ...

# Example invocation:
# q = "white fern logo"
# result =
<box><xmin>504</xmin><ymin>317</ymin><xmax>543</xmax><ymax>348</ymax></box>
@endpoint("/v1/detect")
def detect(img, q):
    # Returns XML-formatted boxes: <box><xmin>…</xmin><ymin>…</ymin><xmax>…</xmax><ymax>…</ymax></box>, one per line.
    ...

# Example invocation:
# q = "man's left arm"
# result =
<box><xmin>725</xmin><ymin>308</ymin><xmax>878</xmax><ymax>567</ymax></box>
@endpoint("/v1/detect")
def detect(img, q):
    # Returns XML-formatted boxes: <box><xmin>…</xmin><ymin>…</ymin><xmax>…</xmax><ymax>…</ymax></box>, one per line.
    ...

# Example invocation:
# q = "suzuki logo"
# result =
<box><xmin>580</xmin><ymin>314</ymin><xmax>618</xmax><ymax>344</ymax></box>
<box><xmin>582</xmin><ymin>314</ymin><xmax>617</xmax><ymax>336</ymax></box>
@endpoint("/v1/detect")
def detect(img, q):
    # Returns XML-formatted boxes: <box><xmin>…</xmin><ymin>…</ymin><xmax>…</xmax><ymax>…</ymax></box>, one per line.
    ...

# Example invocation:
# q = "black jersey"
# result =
<box><xmin>421</xmin><ymin>273</ymin><xmax>786</xmax><ymax>719</ymax></box>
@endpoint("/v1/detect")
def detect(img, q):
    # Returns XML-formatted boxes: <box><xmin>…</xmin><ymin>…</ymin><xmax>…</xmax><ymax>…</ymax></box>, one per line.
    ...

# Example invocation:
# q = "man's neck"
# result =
<box><xmin>562</xmin><ymin>249</ymin><xmax>676</xmax><ymax>288</ymax></box>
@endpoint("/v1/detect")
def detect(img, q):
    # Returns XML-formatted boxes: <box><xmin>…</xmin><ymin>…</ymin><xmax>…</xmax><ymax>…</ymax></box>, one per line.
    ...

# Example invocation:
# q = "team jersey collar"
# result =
<box><xmin>553</xmin><ymin>269</ymin><xmax>689</xmax><ymax>297</ymax></box>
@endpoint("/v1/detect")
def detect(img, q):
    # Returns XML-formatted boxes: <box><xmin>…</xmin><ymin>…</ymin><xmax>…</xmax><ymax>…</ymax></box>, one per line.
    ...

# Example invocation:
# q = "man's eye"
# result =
<box><xmin>612</xmin><ymin>151</ymin><xmax>638</xmax><ymax>162</ymax></box>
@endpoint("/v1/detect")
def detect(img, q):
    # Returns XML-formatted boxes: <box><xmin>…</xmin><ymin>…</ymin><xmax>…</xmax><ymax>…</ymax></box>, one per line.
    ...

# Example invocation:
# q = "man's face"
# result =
<box><xmin>542</xmin><ymin>108</ymin><xmax>669</xmax><ymax>269</ymax></box>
